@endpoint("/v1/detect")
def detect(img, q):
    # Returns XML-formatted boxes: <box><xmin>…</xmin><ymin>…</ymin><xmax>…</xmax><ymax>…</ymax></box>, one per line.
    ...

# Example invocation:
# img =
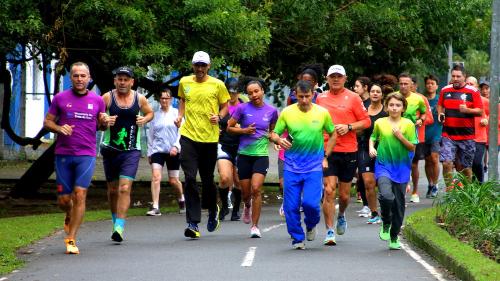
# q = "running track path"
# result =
<box><xmin>4</xmin><ymin>195</ymin><xmax>457</xmax><ymax>281</ymax></box>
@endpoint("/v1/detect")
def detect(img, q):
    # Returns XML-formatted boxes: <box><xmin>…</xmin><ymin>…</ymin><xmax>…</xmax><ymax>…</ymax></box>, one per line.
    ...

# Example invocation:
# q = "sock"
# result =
<box><xmin>219</xmin><ymin>188</ymin><xmax>229</xmax><ymax>208</ymax></box>
<box><xmin>338</xmin><ymin>212</ymin><xmax>345</xmax><ymax>218</ymax></box>
<box><xmin>111</xmin><ymin>213</ymin><xmax>117</xmax><ymax>225</ymax></box>
<box><xmin>232</xmin><ymin>189</ymin><xmax>242</xmax><ymax>212</ymax></box>
<box><xmin>153</xmin><ymin>203</ymin><xmax>159</xmax><ymax>209</ymax></box>
<box><xmin>180</xmin><ymin>194</ymin><xmax>185</xmax><ymax>202</ymax></box>
<box><xmin>115</xmin><ymin>218</ymin><xmax>126</xmax><ymax>230</ymax></box>
<box><xmin>371</xmin><ymin>211</ymin><xmax>379</xmax><ymax>217</ymax></box>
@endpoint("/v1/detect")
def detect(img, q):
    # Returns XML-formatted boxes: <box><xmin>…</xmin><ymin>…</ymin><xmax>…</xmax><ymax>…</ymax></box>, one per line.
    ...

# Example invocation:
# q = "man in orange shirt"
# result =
<box><xmin>316</xmin><ymin>65</ymin><xmax>371</xmax><ymax>245</ymax></box>
<box><xmin>470</xmin><ymin>79</ymin><xmax>490</xmax><ymax>182</ymax></box>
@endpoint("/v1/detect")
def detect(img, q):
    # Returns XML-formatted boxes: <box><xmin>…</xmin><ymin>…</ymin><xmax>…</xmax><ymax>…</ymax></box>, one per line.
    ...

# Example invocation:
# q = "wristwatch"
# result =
<box><xmin>348</xmin><ymin>124</ymin><xmax>352</xmax><ymax>131</ymax></box>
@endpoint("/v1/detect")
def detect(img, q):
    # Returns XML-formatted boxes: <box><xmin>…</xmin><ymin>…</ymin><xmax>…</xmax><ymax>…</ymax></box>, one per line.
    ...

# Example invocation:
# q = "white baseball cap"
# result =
<box><xmin>192</xmin><ymin>51</ymin><xmax>210</xmax><ymax>64</ymax></box>
<box><xmin>327</xmin><ymin>65</ymin><xmax>346</xmax><ymax>76</ymax></box>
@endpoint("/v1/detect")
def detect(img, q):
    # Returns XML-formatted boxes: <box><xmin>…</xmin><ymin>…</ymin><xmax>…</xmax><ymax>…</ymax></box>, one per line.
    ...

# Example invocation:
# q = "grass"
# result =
<box><xmin>404</xmin><ymin>207</ymin><xmax>500</xmax><ymax>281</ymax></box>
<box><xmin>0</xmin><ymin>207</ymin><xmax>177</xmax><ymax>275</ymax></box>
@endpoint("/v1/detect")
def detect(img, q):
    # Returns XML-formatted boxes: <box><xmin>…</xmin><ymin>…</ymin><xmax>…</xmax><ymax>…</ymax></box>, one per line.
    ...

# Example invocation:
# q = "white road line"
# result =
<box><xmin>262</xmin><ymin>223</ymin><xmax>285</xmax><ymax>233</ymax></box>
<box><xmin>401</xmin><ymin>241</ymin><xmax>447</xmax><ymax>281</ymax></box>
<box><xmin>241</xmin><ymin>247</ymin><xmax>257</xmax><ymax>267</ymax></box>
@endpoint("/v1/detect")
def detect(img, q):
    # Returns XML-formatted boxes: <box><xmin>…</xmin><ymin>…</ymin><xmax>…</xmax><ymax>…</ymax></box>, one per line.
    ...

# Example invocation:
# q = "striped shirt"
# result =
<box><xmin>438</xmin><ymin>84</ymin><xmax>483</xmax><ymax>141</ymax></box>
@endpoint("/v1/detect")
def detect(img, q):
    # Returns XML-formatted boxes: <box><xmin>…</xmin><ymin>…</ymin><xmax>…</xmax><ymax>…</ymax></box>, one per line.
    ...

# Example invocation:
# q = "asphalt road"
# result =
<box><xmin>5</xmin><ymin>194</ymin><xmax>457</xmax><ymax>281</ymax></box>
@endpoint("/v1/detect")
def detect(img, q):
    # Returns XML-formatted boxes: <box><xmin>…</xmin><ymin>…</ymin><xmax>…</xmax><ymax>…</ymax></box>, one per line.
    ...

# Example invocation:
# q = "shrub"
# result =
<box><xmin>435</xmin><ymin>175</ymin><xmax>499</xmax><ymax>262</ymax></box>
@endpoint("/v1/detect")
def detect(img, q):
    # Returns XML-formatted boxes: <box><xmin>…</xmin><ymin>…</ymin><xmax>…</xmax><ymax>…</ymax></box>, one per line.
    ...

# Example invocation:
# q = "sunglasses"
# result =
<box><xmin>194</xmin><ymin>63</ymin><xmax>208</xmax><ymax>67</ymax></box>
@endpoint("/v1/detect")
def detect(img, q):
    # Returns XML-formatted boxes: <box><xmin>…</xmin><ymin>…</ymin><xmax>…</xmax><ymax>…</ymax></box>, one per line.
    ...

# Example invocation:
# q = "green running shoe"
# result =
<box><xmin>389</xmin><ymin>237</ymin><xmax>401</xmax><ymax>250</ymax></box>
<box><xmin>379</xmin><ymin>224</ymin><xmax>390</xmax><ymax>241</ymax></box>
<box><xmin>111</xmin><ymin>225</ymin><xmax>124</xmax><ymax>242</ymax></box>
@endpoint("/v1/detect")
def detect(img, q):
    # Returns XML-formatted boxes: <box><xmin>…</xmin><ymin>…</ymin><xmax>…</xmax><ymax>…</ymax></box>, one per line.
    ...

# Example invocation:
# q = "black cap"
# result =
<box><xmin>479</xmin><ymin>80</ymin><xmax>490</xmax><ymax>87</ymax></box>
<box><xmin>113</xmin><ymin>66</ymin><xmax>134</xmax><ymax>78</ymax></box>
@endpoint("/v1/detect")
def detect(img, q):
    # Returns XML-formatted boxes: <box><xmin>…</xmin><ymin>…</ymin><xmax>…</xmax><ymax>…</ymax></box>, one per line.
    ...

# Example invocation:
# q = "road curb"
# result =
<box><xmin>403</xmin><ymin>208</ymin><xmax>499</xmax><ymax>281</ymax></box>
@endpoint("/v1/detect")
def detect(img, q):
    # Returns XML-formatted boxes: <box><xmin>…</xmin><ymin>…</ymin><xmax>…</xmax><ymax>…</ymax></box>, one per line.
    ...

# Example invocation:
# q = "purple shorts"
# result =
<box><xmin>102</xmin><ymin>149</ymin><xmax>141</xmax><ymax>181</ymax></box>
<box><xmin>439</xmin><ymin>137</ymin><xmax>476</xmax><ymax>168</ymax></box>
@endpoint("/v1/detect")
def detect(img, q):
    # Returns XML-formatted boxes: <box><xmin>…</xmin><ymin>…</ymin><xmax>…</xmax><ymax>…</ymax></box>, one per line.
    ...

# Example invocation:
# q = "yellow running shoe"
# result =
<box><xmin>65</xmin><ymin>238</ymin><xmax>79</xmax><ymax>254</ymax></box>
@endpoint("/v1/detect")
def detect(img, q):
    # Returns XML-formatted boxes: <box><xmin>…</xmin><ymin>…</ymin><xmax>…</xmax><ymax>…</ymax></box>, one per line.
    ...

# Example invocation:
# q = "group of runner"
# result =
<box><xmin>45</xmin><ymin>51</ymin><xmax>496</xmax><ymax>254</ymax></box>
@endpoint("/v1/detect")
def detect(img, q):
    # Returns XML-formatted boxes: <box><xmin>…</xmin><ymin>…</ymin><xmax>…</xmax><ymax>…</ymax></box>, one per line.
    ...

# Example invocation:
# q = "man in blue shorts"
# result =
<box><xmin>101</xmin><ymin>66</ymin><xmax>154</xmax><ymax>242</ymax></box>
<box><xmin>44</xmin><ymin>62</ymin><xmax>107</xmax><ymax>254</ymax></box>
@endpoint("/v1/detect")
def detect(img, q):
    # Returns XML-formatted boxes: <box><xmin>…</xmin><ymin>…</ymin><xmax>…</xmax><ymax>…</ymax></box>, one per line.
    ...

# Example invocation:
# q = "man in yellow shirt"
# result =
<box><xmin>175</xmin><ymin>51</ymin><xmax>230</xmax><ymax>238</ymax></box>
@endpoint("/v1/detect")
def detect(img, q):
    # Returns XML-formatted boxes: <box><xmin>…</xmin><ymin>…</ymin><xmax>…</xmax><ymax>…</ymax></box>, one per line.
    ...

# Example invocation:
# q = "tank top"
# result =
<box><xmin>102</xmin><ymin>90</ymin><xmax>141</xmax><ymax>151</ymax></box>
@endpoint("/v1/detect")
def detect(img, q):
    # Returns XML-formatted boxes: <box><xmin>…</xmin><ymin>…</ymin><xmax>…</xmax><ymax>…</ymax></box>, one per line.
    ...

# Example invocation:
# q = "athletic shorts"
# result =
<box><xmin>357</xmin><ymin>149</ymin><xmax>375</xmax><ymax>174</ymax></box>
<box><xmin>439</xmin><ymin>137</ymin><xmax>476</xmax><ymax>168</ymax></box>
<box><xmin>217</xmin><ymin>143</ymin><xmax>238</xmax><ymax>164</ymax></box>
<box><xmin>412</xmin><ymin>143</ymin><xmax>426</xmax><ymax>162</ymax></box>
<box><xmin>102</xmin><ymin>149</ymin><xmax>141</xmax><ymax>181</ymax></box>
<box><xmin>423</xmin><ymin>141</ymin><xmax>440</xmax><ymax>157</ymax></box>
<box><xmin>55</xmin><ymin>155</ymin><xmax>96</xmax><ymax>195</ymax></box>
<box><xmin>323</xmin><ymin>152</ymin><xmax>357</xmax><ymax>182</ymax></box>
<box><xmin>237</xmin><ymin>154</ymin><xmax>269</xmax><ymax>180</ymax></box>
<box><xmin>278</xmin><ymin>158</ymin><xmax>284</xmax><ymax>179</ymax></box>
<box><xmin>150</xmin><ymin>152</ymin><xmax>180</xmax><ymax>177</ymax></box>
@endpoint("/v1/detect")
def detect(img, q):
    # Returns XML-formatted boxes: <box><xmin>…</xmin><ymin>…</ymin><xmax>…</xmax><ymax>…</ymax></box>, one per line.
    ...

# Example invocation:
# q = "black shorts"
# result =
<box><xmin>412</xmin><ymin>143</ymin><xmax>425</xmax><ymax>162</ymax></box>
<box><xmin>217</xmin><ymin>144</ymin><xmax>238</xmax><ymax>164</ymax></box>
<box><xmin>323</xmin><ymin>152</ymin><xmax>357</xmax><ymax>182</ymax></box>
<box><xmin>236</xmin><ymin>155</ymin><xmax>269</xmax><ymax>180</ymax></box>
<box><xmin>150</xmin><ymin>152</ymin><xmax>180</xmax><ymax>170</ymax></box>
<box><xmin>357</xmin><ymin>149</ymin><xmax>375</xmax><ymax>174</ymax></box>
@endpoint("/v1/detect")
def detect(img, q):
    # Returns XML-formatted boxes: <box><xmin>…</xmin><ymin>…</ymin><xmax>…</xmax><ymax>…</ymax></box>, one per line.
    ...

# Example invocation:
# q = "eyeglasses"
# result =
<box><xmin>160</xmin><ymin>97</ymin><xmax>171</xmax><ymax>100</ymax></box>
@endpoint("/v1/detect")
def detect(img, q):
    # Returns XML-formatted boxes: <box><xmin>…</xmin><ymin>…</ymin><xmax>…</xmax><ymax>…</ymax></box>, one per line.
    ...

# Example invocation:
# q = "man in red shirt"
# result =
<box><xmin>437</xmin><ymin>64</ymin><xmax>483</xmax><ymax>186</ymax></box>
<box><xmin>316</xmin><ymin>65</ymin><xmax>371</xmax><ymax>245</ymax></box>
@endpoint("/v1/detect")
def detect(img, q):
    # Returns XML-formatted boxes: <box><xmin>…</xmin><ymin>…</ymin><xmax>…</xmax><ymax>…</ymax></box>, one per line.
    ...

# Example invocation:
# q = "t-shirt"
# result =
<box><xmin>370</xmin><ymin>117</ymin><xmax>418</xmax><ymax>183</ymax></box>
<box><xmin>274</xmin><ymin>104</ymin><xmax>334</xmax><ymax>173</ymax></box>
<box><xmin>438</xmin><ymin>84</ymin><xmax>483</xmax><ymax>141</ymax></box>
<box><xmin>399</xmin><ymin>91</ymin><xmax>426</xmax><ymax>124</ymax></box>
<box><xmin>315</xmin><ymin>88</ymin><xmax>370</xmax><ymax>152</ymax></box>
<box><xmin>359</xmin><ymin>106</ymin><xmax>388</xmax><ymax>149</ymax></box>
<box><xmin>416</xmin><ymin>93</ymin><xmax>433</xmax><ymax>143</ymax></box>
<box><xmin>147</xmin><ymin>107</ymin><xmax>181</xmax><ymax>156</ymax></box>
<box><xmin>48</xmin><ymin>89</ymin><xmax>105</xmax><ymax>156</ymax></box>
<box><xmin>474</xmin><ymin>96</ymin><xmax>490</xmax><ymax>143</ymax></box>
<box><xmin>178</xmin><ymin>75</ymin><xmax>230</xmax><ymax>142</ymax></box>
<box><xmin>232</xmin><ymin>102</ymin><xmax>278</xmax><ymax>156</ymax></box>
<box><xmin>425</xmin><ymin>92</ymin><xmax>443</xmax><ymax>144</ymax></box>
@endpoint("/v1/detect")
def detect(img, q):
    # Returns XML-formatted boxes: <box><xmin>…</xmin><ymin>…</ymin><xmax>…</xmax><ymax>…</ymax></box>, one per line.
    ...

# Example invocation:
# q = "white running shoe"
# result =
<box><xmin>357</xmin><ymin>206</ymin><xmax>370</xmax><ymax>217</ymax></box>
<box><xmin>250</xmin><ymin>225</ymin><xmax>261</xmax><ymax>238</ymax></box>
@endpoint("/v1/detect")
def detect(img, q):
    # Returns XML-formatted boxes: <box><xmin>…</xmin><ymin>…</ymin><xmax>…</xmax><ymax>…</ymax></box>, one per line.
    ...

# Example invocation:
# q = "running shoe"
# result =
<box><xmin>356</xmin><ymin>192</ymin><xmax>362</xmax><ymax>203</ymax></box>
<box><xmin>410</xmin><ymin>193</ymin><xmax>420</xmax><ymax>203</ymax></box>
<box><xmin>111</xmin><ymin>225</ymin><xmax>124</xmax><ymax>242</ymax></box>
<box><xmin>207</xmin><ymin>205</ymin><xmax>220</xmax><ymax>232</ymax></box>
<box><xmin>146</xmin><ymin>207</ymin><xmax>161</xmax><ymax>216</ymax></box>
<box><xmin>64</xmin><ymin>238</ymin><xmax>79</xmax><ymax>255</ymax></box>
<box><xmin>379</xmin><ymin>224</ymin><xmax>390</xmax><ymax>241</ymax></box>
<box><xmin>184</xmin><ymin>222</ymin><xmax>200</xmax><ymax>239</ymax></box>
<box><xmin>336</xmin><ymin>216</ymin><xmax>347</xmax><ymax>235</ymax></box>
<box><xmin>227</xmin><ymin>191</ymin><xmax>233</xmax><ymax>209</ymax></box>
<box><xmin>250</xmin><ymin>225</ymin><xmax>261</xmax><ymax>238</ymax></box>
<box><xmin>231</xmin><ymin>210</ymin><xmax>241</xmax><ymax>221</ymax></box>
<box><xmin>357</xmin><ymin>206</ymin><xmax>370</xmax><ymax>217</ymax></box>
<box><xmin>430</xmin><ymin>185</ymin><xmax>439</xmax><ymax>198</ymax></box>
<box><xmin>323</xmin><ymin>229</ymin><xmax>336</xmax><ymax>246</ymax></box>
<box><xmin>243</xmin><ymin>204</ymin><xmax>251</xmax><ymax>224</ymax></box>
<box><xmin>389</xmin><ymin>237</ymin><xmax>401</xmax><ymax>250</ymax></box>
<box><xmin>178</xmin><ymin>200</ymin><xmax>186</xmax><ymax>214</ymax></box>
<box><xmin>64</xmin><ymin>215</ymin><xmax>71</xmax><ymax>234</ymax></box>
<box><xmin>425</xmin><ymin>185</ymin><xmax>433</xmax><ymax>199</ymax></box>
<box><xmin>367</xmin><ymin>215</ymin><xmax>382</xmax><ymax>224</ymax></box>
<box><xmin>306</xmin><ymin>227</ymin><xmax>316</xmax><ymax>241</ymax></box>
<box><xmin>279</xmin><ymin>203</ymin><xmax>285</xmax><ymax>217</ymax></box>
<box><xmin>219</xmin><ymin>204</ymin><xmax>229</xmax><ymax>221</ymax></box>
<box><xmin>292</xmin><ymin>240</ymin><xmax>305</xmax><ymax>250</ymax></box>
